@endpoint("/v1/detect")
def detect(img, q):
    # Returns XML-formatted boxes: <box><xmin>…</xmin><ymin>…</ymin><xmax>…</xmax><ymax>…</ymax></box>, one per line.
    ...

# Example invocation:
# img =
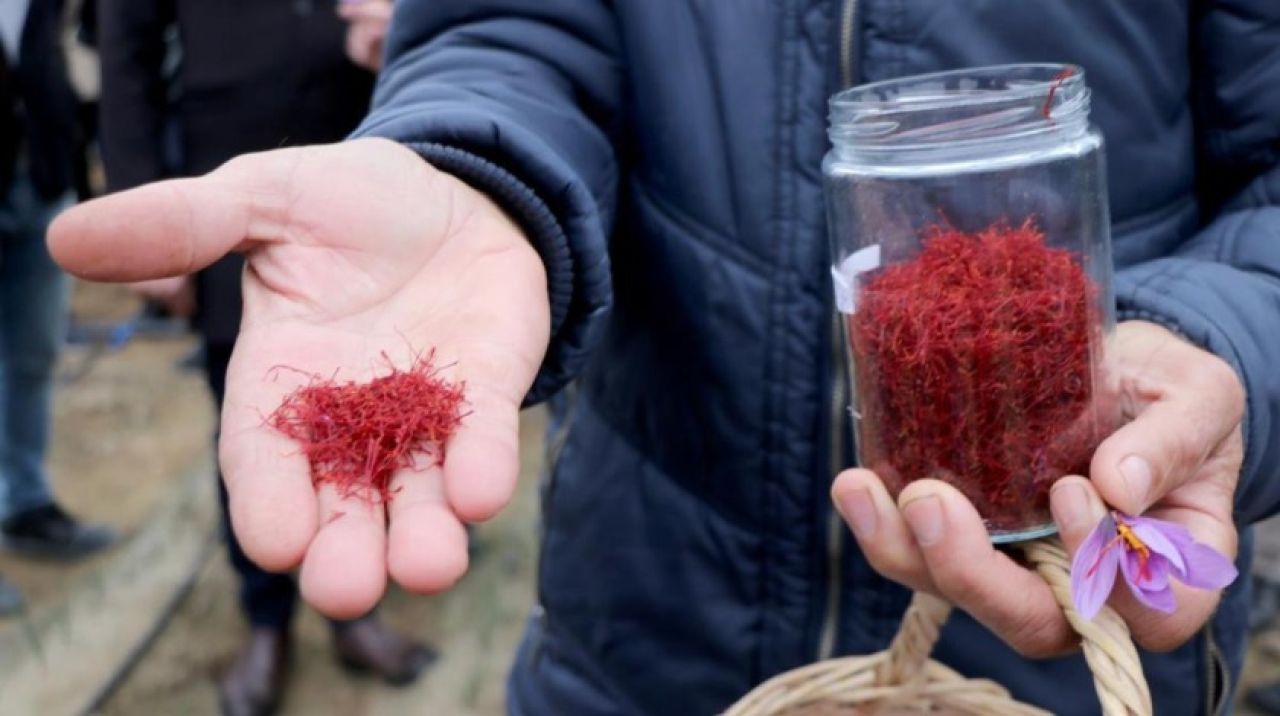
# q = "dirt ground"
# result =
<box><xmin>98</xmin><ymin>411</ymin><xmax>541</xmax><ymax>716</ymax></box>
<box><xmin>4</xmin><ymin>282</ymin><xmax>1280</xmax><ymax>715</ymax></box>
<box><xmin>0</xmin><ymin>282</ymin><xmax>538</xmax><ymax>715</ymax></box>
<box><xmin>0</xmin><ymin>282</ymin><xmax>212</xmax><ymax>612</ymax></box>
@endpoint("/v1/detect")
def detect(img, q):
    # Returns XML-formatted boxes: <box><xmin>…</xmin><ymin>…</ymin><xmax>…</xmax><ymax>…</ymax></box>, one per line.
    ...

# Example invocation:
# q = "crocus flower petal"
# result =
<box><xmin>1120</xmin><ymin>550</ymin><xmax>1172</xmax><ymax>591</ymax></box>
<box><xmin>1126</xmin><ymin>582</ymin><xmax>1177</xmax><ymax>614</ymax></box>
<box><xmin>1174</xmin><ymin>541</ymin><xmax>1238</xmax><ymax>590</ymax></box>
<box><xmin>1135</xmin><ymin>516</ymin><xmax>1238</xmax><ymax>590</ymax></box>
<box><xmin>1142</xmin><ymin>517</ymin><xmax>1195</xmax><ymax>547</ymax></box>
<box><xmin>1071</xmin><ymin>515</ymin><xmax>1120</xmax><ymax>619</ymax></box>
<box><xmin>1124</xmin><ymin>516</ymin><xmax>1186</xmax><ymax>574</ymax></box>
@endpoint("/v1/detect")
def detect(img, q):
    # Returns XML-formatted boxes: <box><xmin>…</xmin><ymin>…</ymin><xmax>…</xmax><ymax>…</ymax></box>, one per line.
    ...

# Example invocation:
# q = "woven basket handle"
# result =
<box><xmin>872</xmin><ymin>590</ymin><xmax>952</xmax><ymax>689</ymax></box>
<box><xmin>1023</xmin><ymin>538</ymin><xmax>1152</xmax><ymax>714</ymax></box>
<box><xmin>879</xmin><ymin>537</ymin><xmax>1152</xmax><ymax>715</ymax></box>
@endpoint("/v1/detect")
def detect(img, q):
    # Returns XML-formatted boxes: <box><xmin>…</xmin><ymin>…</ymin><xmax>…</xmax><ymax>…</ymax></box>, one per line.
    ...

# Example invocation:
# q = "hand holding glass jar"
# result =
<box><xmin>824</xmin><ymin>65</ymin><xmax>1244</xmax><ymax>656</ymax></box>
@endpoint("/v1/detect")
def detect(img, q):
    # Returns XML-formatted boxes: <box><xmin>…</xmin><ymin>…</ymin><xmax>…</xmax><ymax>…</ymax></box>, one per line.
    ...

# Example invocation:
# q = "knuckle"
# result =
<box><xmin>1127</xmin><ymin>607</ymin><xmax>1203</xmax><ymax>653</ymax></box>
<box><xmin>862</xmin><ymin>546</ymin><xmax>922</xmax><ymax>586</ymax></box>
<box><xmin>1166</xmin><ymin>433</ymin><xmax>1205</xmax><ymax>473</ymax></box>
<box><xmin>1199</xmin><ymin>356</ymin><xmax>1245</xmax><ymax>418</ymax></box>
<box><xmin>1010</xmin><ymin>634</ymin><xmax>1074</xmax><ymax>660</ymax></box>
<box><xmin>931</xmin><ymin>571</ymin><xmax>977</xmax><ymax>604</ymax></box>
<box><xmin>932</xmin><ymin>566</ymin><xmax>984</xmax><ymax>606</ymax></box>
<box><xmin>1133</xmin><ymin>624</ymin><xmax>1196</xmax><ymax>653</ymax></box>
<box><xmin>215</xmin><ymin>153</ymin><xmax>255</xmax><ymax>177</ymax></box>
<box><xmin>1003</xmin><ymin>608</ymin><xmax>1074</xmax><ymax>659</ymax></box>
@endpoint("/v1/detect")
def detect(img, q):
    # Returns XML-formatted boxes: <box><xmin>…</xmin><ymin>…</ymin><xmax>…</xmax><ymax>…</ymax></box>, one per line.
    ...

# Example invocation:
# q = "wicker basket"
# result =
<box><xmin>725</xmin><ymin>539</ymin><xmax>1152</xmax><ymax>716</ymax></box>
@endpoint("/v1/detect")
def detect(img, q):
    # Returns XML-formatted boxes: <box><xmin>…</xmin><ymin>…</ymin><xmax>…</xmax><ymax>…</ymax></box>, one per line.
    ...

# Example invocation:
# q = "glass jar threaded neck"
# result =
<box><xmin>828</xmin><ymin>64</ymin><xmax>1090</xmax><ymax>166</ymax></box>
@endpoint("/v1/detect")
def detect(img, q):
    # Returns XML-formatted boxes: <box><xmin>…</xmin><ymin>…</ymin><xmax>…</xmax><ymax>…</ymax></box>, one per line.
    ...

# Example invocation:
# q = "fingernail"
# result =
<box><xmin>1119</xmin><ymin>455</ymin><xmax>1152</xmax><ymax>507</ymax></box>
<box><xmin>902</xmin><ymin>495</ymin><xmax>944</xmax><ymax>547</ymax></box>
<box><xmin>1051</xmin><ymin>481</ymin><xmax>1091</xmax><ymax>532</ymax></box>
<box><xmin>838</xmin><ymin>488</ymin><xmax>878</xmax><ymax>539</ymax></box>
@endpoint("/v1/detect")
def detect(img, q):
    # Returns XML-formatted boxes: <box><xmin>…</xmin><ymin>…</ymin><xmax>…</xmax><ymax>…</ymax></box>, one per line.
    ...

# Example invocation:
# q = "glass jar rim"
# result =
<box><xmin>828</xmin><ymin>63</ymin><xmax>1090</xmax><ymax>160</ymax></box>
<box><xmin>831</xmin><ymin>63</ymin><xmax>1083</xmax><ymax>114</ymax></box>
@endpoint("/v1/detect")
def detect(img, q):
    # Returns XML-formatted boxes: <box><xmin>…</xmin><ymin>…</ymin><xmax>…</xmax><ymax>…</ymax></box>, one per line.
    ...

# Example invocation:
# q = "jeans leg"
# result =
<box><xmin>204</xmin><ymin>341</ymin><xmax>298</xmax><ymax>629</ymax></box>
<box><xmin>0</xmin><ymin>178</ymin><xmax>71</xmax><ymax>521</ymax></box>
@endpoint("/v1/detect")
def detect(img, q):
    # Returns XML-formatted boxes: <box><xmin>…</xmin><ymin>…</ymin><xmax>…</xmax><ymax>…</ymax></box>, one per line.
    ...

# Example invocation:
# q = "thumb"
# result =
<box><xmin>1049</xmin><ymin>475</ymin><xmax>1108</xmax><ymax>552</ymax></box>
<box><xmin>49</xmin><ymin>152</ymin><xmax>292</xmax><ymax>282</ymax></box>
<box><xmin>1090</xmin><ymin>379</ymin><xmax>1240</xmax><ymax>514</ymax></box>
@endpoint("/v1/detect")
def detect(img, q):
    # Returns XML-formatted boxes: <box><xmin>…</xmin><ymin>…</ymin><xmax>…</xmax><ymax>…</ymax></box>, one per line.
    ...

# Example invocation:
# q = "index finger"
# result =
<box><xmin>895</xmin><ymin>479</ymin><xmax>1076</xmax><ymax>658</ymax></box>
<box><xmin>219</xmin><ymin>343</ymin><xmax>320</xmax><ymax>572</ymax></box>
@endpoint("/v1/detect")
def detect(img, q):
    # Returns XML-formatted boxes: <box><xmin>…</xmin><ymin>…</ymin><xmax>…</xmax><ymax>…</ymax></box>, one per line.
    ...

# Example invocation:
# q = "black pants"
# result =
<box><xmin>205</xmin><ymin>341</ymin><xmax>297</xmax><ymax>629</ymax></box>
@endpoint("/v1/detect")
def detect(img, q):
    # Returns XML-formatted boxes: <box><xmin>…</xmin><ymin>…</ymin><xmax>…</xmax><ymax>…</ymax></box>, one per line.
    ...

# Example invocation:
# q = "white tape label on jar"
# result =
<box><xmin>831</xmin><ymin>244</ymin><xmax>881</xmax><ymax>314</ymax></box>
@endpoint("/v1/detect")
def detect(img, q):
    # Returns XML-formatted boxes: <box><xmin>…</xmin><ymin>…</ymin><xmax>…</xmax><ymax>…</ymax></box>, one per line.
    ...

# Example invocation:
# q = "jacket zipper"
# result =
<box><xmin>817</xmin><ymin>311</ymin><xmax>849</xmax><ymax>659</ymax></box>
<box><xmin>1204</xmin><ymin>626</ymin><xmax>1228</xmax><ymax>715</ymax></box>
<box><xmin>816</xmin><ymin>0</ymin><xmax>860</xmax><ymax>661</ymax></box>
<box><xmin>531</xmin><ymin>387</ymin><xmax>579</xmax><ymax>667</ymax></box>
<box><xmin>838</xmin><ymin>0</ymin><xmax>860</xmax><ymax>89</ymax></box>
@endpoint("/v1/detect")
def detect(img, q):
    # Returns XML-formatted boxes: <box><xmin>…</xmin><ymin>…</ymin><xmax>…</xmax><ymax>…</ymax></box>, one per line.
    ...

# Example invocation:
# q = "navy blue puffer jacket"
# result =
<box><xmin>354</xmin><ymin>2</ymin><xmax>1280</xmax><ymax>714</ymax></box>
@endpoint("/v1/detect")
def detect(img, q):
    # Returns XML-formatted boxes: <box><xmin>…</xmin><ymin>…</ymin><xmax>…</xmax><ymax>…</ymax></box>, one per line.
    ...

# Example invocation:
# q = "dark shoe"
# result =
<box><xmin>219</xmin><ymin>627</ymin><xmax>289</xmax><ymax>716</ymax></box>
<box><xmin>1249</xmin><ymin>682</ymin><xmax>1280</xmax><ymax>714</ymax></box>
<box><xmin>332</xmin><ymin>617</ymin><xmax>436</xmax><ymax>686</ymax></box>
<box><xmin>1</xmin><ymin>504</ymin><xmax>118</xmax><ymax>560</ymax></box>
<box><xmin>0</xmin><ymin>574</ymin><xmax>23</xmax><ymax>617</ymax></box>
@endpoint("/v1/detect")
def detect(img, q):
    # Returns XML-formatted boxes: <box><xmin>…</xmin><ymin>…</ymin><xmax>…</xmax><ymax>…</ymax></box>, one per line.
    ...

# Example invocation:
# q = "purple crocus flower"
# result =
<box><xmin>1070</xmin><ymin>512</ymin><xmax>1237</xmax><ymax>620</ymax></box>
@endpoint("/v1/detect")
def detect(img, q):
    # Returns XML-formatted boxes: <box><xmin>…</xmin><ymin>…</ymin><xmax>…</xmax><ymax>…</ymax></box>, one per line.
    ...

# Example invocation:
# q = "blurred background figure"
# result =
<box><xmin>338</xmin><ymin>0</ymin><xmax>392</xmax><ymax>72</ymax></box>
<box><xmin>1246</xmin><ymin>516</ymin><xmax>1280</xmax><ymax>713</ymax></box>
<box><xmin>95</xmin><ymin>1</ymin><xmax>430</xmax><ymax>714</ymax></box>
<box><xmin>0</xmin><ymin>0</ymin><xmax>117</xmax><ymax>616</ymax></box>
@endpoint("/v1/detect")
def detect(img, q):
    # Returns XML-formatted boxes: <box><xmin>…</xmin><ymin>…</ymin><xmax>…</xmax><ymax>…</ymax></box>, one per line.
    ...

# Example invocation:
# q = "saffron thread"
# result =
<box><xmin>849</xmin><ymin>219</ymin><xmax>1103</xmax><ymax>532</ymax></box>
<box><xmin>1041</xmin><ymin>67</ymin><xmax>1075</xmax><ymax>120</ymax></box>
<box><xmin>267</xmin><ymin>349</ymin><xmax>467</xmax><ymax>503</ymax></box>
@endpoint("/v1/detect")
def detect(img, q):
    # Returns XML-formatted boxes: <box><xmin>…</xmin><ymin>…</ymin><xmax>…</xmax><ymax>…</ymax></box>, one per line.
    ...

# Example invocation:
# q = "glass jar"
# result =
<box><xmin>823</xmin><ymin>64</ymin><xmax>1116</xmax><ymax>542</ymax></box>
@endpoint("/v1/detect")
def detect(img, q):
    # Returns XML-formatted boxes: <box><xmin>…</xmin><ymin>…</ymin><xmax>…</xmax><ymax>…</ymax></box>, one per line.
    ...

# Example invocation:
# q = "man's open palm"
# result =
<box><xmin>50</xmin><ymin>139</ymin><xmax>550</xmax><ymax>618</ymax></box>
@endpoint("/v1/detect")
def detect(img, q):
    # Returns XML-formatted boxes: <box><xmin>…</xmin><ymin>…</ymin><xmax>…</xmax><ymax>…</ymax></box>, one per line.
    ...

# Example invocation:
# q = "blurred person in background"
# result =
<box><xmin>0</xmin><ymin>0</ymin><xmax>117</xmax><ymax>616</ymax></box>
<box><xmin>96</xmin><ymin>1</ymin><xmax>431</xmax><ymax>714</ymax></box>
<box><xmin>339</xmin><ymin>0</ymin><xmax>392</xmax><ymax>72</ymax></box>
<box><xmin>1245</xmin><ymin>515</ymin><xmax>1280</xmax><ymax>712</ymax></box>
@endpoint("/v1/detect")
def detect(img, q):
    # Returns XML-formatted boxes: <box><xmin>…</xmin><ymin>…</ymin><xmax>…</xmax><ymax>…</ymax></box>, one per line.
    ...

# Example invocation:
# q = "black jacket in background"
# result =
<box><xmin>0</xmin><ymin>0</ymin><xmax>79</xmax><ymax>201</ymax></box>
<box><xmin>97</xmin><ymin>0</ymin><xmax>374</xmax><ymax>342</ymax></box>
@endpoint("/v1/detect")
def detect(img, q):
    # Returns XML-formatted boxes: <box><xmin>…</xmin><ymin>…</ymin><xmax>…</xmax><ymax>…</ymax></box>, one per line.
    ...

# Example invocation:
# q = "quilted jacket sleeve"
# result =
<box><xmin>350</xmin><ymin>1</ymin><xmax>622</xmax><ymax>405</ymax></box>
<box><xmin>1113</xmin><ymin>0</ymin><xmax>1280</xmax><ymax>523</ymax></box>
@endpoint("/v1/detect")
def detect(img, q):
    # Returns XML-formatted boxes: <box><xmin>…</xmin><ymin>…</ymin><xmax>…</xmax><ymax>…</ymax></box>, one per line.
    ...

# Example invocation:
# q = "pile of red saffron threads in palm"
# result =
<box><xmin>268</xmin><ymin>351</ymin><xmax>466</xmax><ymax>503</ymax></box>
<box><xmin>848</xmin><ymin>219</ymin><xmax>1100</xmax><ymax>531</ymax></box>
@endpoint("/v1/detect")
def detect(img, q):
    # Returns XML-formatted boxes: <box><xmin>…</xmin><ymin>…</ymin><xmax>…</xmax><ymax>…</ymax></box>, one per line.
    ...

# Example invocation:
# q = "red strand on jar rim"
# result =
<box><xmin>848</xmin><ymin>219</ymin><xmax>1102</xmax><ymax>532</ymax></box>
<box><xmin>267</xmin><ymin>350</ymin><xmax>466</xmax><ymax>503</ymax></box>
<box><xmin>1041</xmin><ymin>66</ymin><xmax>1075</xmax><ymax>119</ymax></box>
